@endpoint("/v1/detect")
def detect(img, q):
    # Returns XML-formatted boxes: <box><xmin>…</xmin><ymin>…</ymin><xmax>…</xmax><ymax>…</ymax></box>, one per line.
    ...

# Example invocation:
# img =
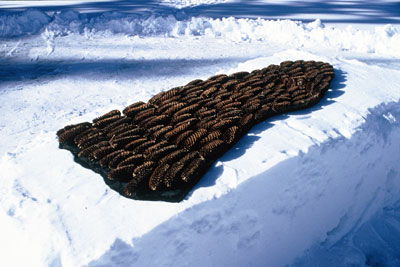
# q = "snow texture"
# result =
<box><xmin>1</xmin><ymin>1</ymin><xmax>400</xmax><ymax>266</ymax></box>
<box><xmin>161</xmin><ymin>0</ymin><xmax>235</xmax><ymax>8</ymax></box>
<box><xmin>1</xmin><ymin>8</ymin><xmax>400</xmax><ymax>58</ymax></box>
<box><xmin>89</xmin><ymin>101</ymin><xmax>400</xmax><ymax>267</ymax></box>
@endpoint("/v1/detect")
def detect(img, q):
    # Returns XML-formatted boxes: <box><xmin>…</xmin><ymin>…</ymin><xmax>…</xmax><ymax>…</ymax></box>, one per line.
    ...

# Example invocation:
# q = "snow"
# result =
<box><xmin>161</xmin><ymin>0</ymin><xmax>236</xmax><ymax>8</ymax></box>
<box><xmin>0</xmin><ymin>9</ymin><xmax>50</xmax><ymax>37</ymax></box>
<box><xmin>1</xmin><ymin>9</ymin><xmax>400</xmax><ymax>56</ymax></box>
<box><xmin>1</xmin><ymin>1</ymin><xmax>400</xmax><ymax>266</ymax></box>
<box><xmin>91</xmin><ymin>100</ymin><xmax>400</xmax><ymax>267</ymax></box>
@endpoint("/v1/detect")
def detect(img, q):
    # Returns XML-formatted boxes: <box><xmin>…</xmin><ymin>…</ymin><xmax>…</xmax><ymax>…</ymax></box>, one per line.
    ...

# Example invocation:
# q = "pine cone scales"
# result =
<box><xmin>57</xmin><ymin>60</ymin><xmax>335</xmax><ymax>201</ymax></box>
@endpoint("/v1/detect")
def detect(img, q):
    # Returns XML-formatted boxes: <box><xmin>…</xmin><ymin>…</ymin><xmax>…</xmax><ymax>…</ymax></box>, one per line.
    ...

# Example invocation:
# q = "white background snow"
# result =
<box><xmin>1</xmin><ymin>0</ymin><xmax>400</xmax><ymax>266</ymax></box>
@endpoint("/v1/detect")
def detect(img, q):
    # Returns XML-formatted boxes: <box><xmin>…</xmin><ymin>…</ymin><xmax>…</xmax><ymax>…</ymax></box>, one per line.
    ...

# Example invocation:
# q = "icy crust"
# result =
<box><xmin>88</xmin><ymin>100</ymin><xmax>400</xmax><ymax>267</ymax></box>
<box><xmin>1</xmin><ymin>9</ymin><xmax>400</xmax><ymax>56</ymax></box>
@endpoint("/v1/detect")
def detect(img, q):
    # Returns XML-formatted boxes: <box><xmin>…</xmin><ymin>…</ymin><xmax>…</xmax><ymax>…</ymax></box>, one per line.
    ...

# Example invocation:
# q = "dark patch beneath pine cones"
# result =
<box><xmin>57</xmin><ymin>60</ymin><xmax>335</xmax><ymax>202</ymax></box>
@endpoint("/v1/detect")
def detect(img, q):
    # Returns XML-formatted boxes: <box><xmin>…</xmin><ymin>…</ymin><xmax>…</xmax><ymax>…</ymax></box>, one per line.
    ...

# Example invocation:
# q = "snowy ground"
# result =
<box><xmin>1</xmin><ymin>1</ymin><xmax>400</xmax><ymax>266</ymax></box>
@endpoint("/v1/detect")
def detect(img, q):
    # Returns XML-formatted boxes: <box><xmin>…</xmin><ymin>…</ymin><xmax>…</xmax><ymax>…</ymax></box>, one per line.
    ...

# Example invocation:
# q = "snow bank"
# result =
<box><xmin>88</xmin><ymin>100</ymin><xmax>400</xmax><ymax>267</ymax></box>
<box><xmin>0</xmin><ymin>9</ymin><xmax>50</xmax><ymax>37</ymax></box>
<box><xmin>1</xmin><ymin>46</ymin><xmax>400</xmax><ymax>266</ymax></box>
<box><xmin>292</xmin><ymin>102</ymin><xmax>400</xmax><ymax>267</ymax></box>
<box><xmin>160</xmin><ymin>0</ymin><xmax>235</xmax><ymax>8</ymax></box>
<box><xmin>1</xmin><ymin>9</ymin><xmax>400</xmax><ymax>57</ymax></box>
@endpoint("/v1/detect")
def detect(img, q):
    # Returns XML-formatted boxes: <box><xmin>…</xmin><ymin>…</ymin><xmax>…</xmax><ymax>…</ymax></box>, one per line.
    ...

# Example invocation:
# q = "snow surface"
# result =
<box><xmin>1</xmin><ymin>1</ymin><xmax>400</xmax><ymax>266</ymax></box>
<box><xmin>161</xmin><ymin>0</ymin><xmax>236</xmax><ymax>8</ymax></box>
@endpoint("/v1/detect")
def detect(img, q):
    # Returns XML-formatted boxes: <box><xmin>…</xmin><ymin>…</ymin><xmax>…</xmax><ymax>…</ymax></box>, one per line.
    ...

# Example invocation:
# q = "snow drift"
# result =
<box><xmin>161</xmin><ymin>0</ymin><xmax>235</xmax><ymax>8</ymax></box>
<box><xmin>1</xmin><ymin>9</ymin><xmax>400</xmax><ymax>57</ymax></box>
<box><xmin>89</xmin><ymin>100</ymin><xmax>400</xmax><ymax>267</ymax></box>
<box><xmin>0</xmin><ymin>9</ymin><xmax>50</xmax><ymax>37</ymax></box>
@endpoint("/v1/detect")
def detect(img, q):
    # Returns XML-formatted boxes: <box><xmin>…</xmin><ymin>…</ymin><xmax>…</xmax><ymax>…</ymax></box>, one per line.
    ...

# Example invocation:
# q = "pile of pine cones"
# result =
<box><xmin>57</xmin><ymin>60</ymin><xmax>335</xmax><ymax>201</ymax></box>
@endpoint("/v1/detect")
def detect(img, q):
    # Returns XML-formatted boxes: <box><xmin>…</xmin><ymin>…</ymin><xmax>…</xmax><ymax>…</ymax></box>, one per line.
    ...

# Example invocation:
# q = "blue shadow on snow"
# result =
<box><xmin>1</xmin><ymin>0</ymin><xmax>399</xmax><ymax>24</ymax></box>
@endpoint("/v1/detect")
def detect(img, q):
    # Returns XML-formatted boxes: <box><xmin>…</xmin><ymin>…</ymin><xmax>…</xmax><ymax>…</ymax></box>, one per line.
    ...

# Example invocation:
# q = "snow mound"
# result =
<box><xmin>88</xmin><ymin>100</ymin><xmax>400</xmax><ymax>267</ymax></box>
<box><xmin>1</xmin><ymin>45</ymin><xmax>400</xmax><ymax>265</ymax></box>
<box><xmin>292</xmin><ymin>101</ymin><xmax>400</xmax><ymax>267</ymax></box>
<box><xmin>1</xmin><ymin>9</ymin><xmax>400</xmax><ymax>57</ymax></box>
<box><xmin>160</xmin><ymin>0</ymin><xmax>235</xmax><ymax>8</ymax></box>
<box><xmin>0</xmin><ymin>9</ymin><xmax>50</xmax><ymax>37</ymax></box>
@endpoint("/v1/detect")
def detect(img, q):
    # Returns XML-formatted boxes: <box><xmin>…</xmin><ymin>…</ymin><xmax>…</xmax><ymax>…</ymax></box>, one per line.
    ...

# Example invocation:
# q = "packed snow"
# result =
<box><xmin>161</xmin><ymin>0</ymin><xmax>236</xmax><ymax>8</ymax></box>
<box><xmin>1</xmin><ymin>1</ymin><xmax>400</xmax><ymax>266</ymax></box>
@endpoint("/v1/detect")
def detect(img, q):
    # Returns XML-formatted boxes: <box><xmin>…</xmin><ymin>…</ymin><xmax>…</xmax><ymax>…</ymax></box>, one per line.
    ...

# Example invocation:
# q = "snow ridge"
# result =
<box><xmin>88</xmin><ymin>100</ymin><xmax>400</xmax><ymax>267</ymax></box>
<box><xmin>292</xmin><ymin>101</ymin><xmax>400</xmax><ymax>267</ymax></box>
<box><xmin>0</xmin><ymin>9</ymin><xmax>50</xmax><ymax>38</ymax></box>
<box><xmin>1</xmin><ymin>9</ymin><xmax>400</xmax><ymax>57</ymax></box>
<box><xmin>161</xmin><ymin>0</ymin><xmax>235</xmax><ymax>8</ymax></box>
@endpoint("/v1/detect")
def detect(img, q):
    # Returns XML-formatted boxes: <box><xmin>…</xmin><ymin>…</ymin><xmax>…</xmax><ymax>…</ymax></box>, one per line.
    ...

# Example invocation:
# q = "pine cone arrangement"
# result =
<box><xmin>57</xmin><ymin>60</ymin><xmax>335</xmax><ymax>201</ymax></box>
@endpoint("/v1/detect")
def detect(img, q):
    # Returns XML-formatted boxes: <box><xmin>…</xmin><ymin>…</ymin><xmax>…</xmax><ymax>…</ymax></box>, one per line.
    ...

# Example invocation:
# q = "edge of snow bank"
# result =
<box><xmin>1</xmin><ymin>9</ymin><xmax>400</xmax><ymax>57</ymax></box>
<box><xmin>160</xmin><ymin>0</ymin><xmax>235</xmax><ymax>8</ymax></box>
<box><xmin>88</xmin><ymin>100</ymin><xmax>400</xmax><ymax>267</ymax></box>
